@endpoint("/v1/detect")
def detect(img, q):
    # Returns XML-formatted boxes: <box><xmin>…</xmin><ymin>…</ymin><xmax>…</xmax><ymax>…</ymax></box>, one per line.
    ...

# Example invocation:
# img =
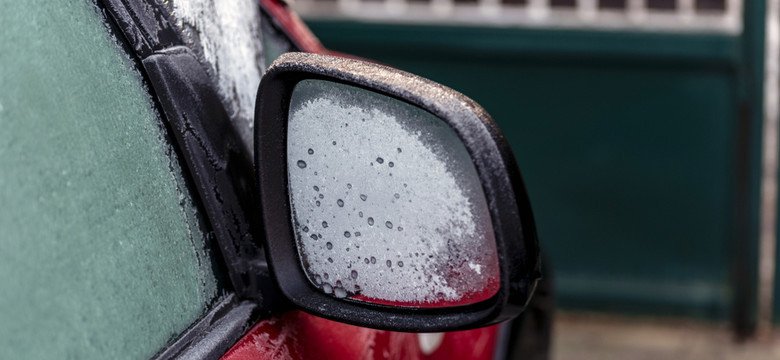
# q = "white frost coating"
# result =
<box><xmin>287</xmin><ymin>80</ymin><xmax>499</xmax><ymax>305</ymax></box>
<box><xmin>469</xmin><ymin>262</ymin><xmax>482</xmax><ymax>275</ymax></box>
<box><xmin>171</xmin><ymin>0</ymin><xmax>264</xmax><ymax>152</ymax></box>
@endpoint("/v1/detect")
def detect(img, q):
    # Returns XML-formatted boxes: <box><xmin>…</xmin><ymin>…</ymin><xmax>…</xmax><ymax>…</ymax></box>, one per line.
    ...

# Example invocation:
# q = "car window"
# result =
<box><xmin>0</xmin><ymin>1</ymin><xmax>226</xmax><ymax>359</ymax></box>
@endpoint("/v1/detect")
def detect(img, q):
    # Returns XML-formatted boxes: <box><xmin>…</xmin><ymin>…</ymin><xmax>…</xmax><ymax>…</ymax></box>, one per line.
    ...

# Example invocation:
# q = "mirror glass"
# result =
<box><xmin>286</xmin><ymin>80</ymin><xmax>499</xmax><ymax>307</ymax></box>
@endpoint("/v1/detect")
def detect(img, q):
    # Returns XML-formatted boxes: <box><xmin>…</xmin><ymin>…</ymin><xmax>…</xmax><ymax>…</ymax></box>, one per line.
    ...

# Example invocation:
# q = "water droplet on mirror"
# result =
<box><xmin>316</xmin><ymin>201</ymin><xmax>321</xmax><ymax>207</ymax></box>
<box><xmin>326</xmin><ymin>242</ymin><xmax>333</xmax><ymax>250</ymax></box>
<box><xmin>347</xmin><ymin>183</ymin><xmax>352</xmax><ymax>189</ymax></box>
<box><xmin>385</xmin><ymin>221</ymin><xmax>393</xmax><ymax>229</ymax></box>
<box><xmin>318</xmin><ymin>194</ymin><xmax>324</xmax><ymax>199</ymax></box>
<box><xmin>313</xmin><ymin>185</ymin><xmax>319</xmax><ymax>191</ymax></box>
<box><xmin>386</xmin><ymin>260</ymin><xmax>392</xmax><ymax>267</ymax></box>
<box><xmin>308</xmin><ymin>148</ymin><xmax>314</xmax><ymax>155</ymax></box>
<box><xmin>389</xmin><ymin>162</ymin><xmax>394</xmax><ymax>167</ymax></box>
<box><xmin>360</xmin><ymin>194</ymin><xmax>367</xmax><ymax>201</ymax></box>
<box><xmin>364</xmin><ymin>258</ymin><xmax>370</xmax><ymax>264</ymax></box>
<box><xmin>398</xmin><ymin>227</ymin><xmax>403</xmax><ymax>231</ymax></box>
<box><xmin>328</xmin><ymin>257</ymin><xmax>333</xmax><ymax>263</ymax></box>
<box><xmin>354</xmin><ymin>232</ymin><xmax>361</xmax><ymax>237</ymax></box>
<box><xmin>323</xmin><ymin>283</ymin><xmax>333</xmax><ymax>294</ymax></box>
<box><xmin>337</xmin><ymin>199</ymin><xmax>344</xmax><ymax>207</ymax></box>
<box><xmin>332</xmin><ymin>141</ymin><xmax>337</xmax><ymax>145</ymax></box>
<box><xmin>368</xmin><ymin>217</ymin><xmax>374</xmax><ymax>226</ymax></box>
<box><xmin>351</xmin><ymin>270</ymin><xmax>358</xmax><ymax>279</ymax></box>
<box><xmin>314</xmin><ymin>275</ymin><xmax>322</xmax><ymax>285</ymax></box>
<box><xmin>296</xmin><ymin>160</ymin><xmax>307</xmax><ymax>168</ymax></box>
<box><xmin>324</xmin><ymin>273</ymin><xmax>329</xmax><ymax>279</ymax></box>
<box><xmin>358</xmin><ymin>211</ymin><xmax>363</xmax><ymax>218</ymax></box>
<box><xmin>322</xmin><ymin>221</ymin><xmax>328</xmax><ymax>228</ymax></box>
<box><xmin>394</xmin><ymin>193</ymin><xmax>400</xmax><ymax>199</ymax></box>
<box><xmin>302</xmin><ymin>226</ymin><xmax>309</xmax><ymax>233</ymax></box>
<box><xmin>398</xmin><ymin>261</ymin><xmax>404</xmax><ymax>267</ymax></box>
<box><xmin>344</xmin><ymin>231</ymin><xmax>351</xmax><ymax>238</ymax></box>
<box><xmin>376</xmin><ymin>157</ymin><xmax>384</xmax><ymax>164</ymax></box>
<box><xmin>309</xmin><ymin>234</ymin><xmax>317</xmax><ymax>240</ymax></box>
<box><xmin>334</xmin><ymin>286</ymin><xmax>347</xmax><ymax>298</ymax></box>
<box><xmin>371</xmin><ymin>256</ymin><xmax>377</xmax><ymax>264</ymax></box>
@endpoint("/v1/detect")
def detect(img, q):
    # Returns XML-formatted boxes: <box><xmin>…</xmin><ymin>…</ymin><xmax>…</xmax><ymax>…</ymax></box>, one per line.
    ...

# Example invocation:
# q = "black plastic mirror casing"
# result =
<box><xmin>255</xmin><ymin>52</ymin><xmax>541</xmax><ymax>332</ymax></box>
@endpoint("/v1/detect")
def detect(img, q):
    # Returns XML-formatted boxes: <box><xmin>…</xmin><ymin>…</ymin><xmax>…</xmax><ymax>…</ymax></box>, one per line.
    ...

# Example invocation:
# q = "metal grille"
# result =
<box><xmin>290</xmin><ymin>0</ymin><xmax>742</xmax><ymax>34</ymax></box>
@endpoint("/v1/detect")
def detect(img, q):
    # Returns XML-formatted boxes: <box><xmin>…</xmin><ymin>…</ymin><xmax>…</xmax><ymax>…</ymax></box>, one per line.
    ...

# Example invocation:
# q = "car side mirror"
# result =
<box><xmin>255</xmin><ymin>53</ymin><xmax>540</xmax><ymax>332</ymax></box>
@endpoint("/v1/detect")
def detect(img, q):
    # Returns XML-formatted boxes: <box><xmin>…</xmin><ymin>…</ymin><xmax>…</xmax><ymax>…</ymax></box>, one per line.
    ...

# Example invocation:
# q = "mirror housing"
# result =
<box><xmin>255</xmin><ymin>52</ymin><xmax>541</xmax><ymax>332</ymax></box>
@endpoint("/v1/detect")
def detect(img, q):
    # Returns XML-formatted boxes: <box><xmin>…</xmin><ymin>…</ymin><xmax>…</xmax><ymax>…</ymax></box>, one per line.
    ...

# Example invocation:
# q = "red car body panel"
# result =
<box><xmin>223</xmin><ymin>2</ymin><xmax>504</xmax><ymax>358</ymax></box>
<box><xmin>258</xmin><ymin>0</ymin><xmax>326</xmax><ymax>54</ymax></box>
<box><xmin>222</xmin><ymin>310</ymin><xmax>500</xmax><ymax>360</ymax></box>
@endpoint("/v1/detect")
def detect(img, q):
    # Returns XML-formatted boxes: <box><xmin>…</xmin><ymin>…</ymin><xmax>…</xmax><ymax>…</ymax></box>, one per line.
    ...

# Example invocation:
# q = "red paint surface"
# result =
<box><xmin>221</xmin><ymin>310</ymin><xmax>499</xmax><ymax>360</ymax></box>
<box><xmin>258</xmin><ymin>0</ymin><xmax>325</xmax><ymax>53</ymax></box>
<box><xmin>257</xmin><ymin>0</ymin><xmax>375</xmax><ymax>62</ymax></box>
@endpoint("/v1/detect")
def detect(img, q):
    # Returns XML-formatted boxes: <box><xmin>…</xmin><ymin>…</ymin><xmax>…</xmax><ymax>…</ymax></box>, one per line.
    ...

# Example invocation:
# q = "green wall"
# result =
<box><xmin>306</xmin><ymin>21</ymin><xmax>750</xmax><ymax>319</ymax></box>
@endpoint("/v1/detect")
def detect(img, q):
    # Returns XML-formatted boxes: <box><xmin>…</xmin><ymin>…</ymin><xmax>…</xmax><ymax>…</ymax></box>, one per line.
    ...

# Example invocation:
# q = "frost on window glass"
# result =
<box><xmin>170</xmin><ymin>0</ymin><xmax>265</xmax><ymax>155</ymax></box>
<box><xmin>0</xmin><ymin>1</ymin><xmax>224</xmax><ymax>359</ymax></box>
<box><xmin>287</xmin><ymin>80</ymin><xmax>500</xmax><ymax>307</ymax></box>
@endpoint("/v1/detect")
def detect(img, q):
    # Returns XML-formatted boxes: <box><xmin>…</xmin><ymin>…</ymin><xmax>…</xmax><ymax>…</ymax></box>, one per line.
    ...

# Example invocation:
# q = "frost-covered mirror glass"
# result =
<box><xmin>286</xmin><ymin>80</ymin><xmax>500</xmax><ymax>307</ymax></box>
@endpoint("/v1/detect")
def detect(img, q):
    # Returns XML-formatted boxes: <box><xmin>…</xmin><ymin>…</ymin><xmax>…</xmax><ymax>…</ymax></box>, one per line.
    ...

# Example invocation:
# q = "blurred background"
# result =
<box><xmin>290</xmin><ymin>0</ymin><xmax>780</xmax><ymax>358</ymax></box>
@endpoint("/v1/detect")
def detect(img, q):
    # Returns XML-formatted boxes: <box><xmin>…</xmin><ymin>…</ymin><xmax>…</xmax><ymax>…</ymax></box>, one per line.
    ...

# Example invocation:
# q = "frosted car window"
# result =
<box><xmin>0</xmin><ymin>1</ymin><xmax>224</xmax><ymax>359</ymax></box>
<box><xmin>170</xmin><ymin>0</ymin><xmax>266</xmax><ymax>156</ymax></box>
<box><xmin>287</xmin><ymin>80</ymin><xmax>500</xmax><ymax>307</ymax></box>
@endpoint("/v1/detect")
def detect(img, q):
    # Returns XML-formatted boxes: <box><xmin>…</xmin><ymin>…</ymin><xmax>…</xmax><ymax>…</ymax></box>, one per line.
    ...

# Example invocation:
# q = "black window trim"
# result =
<box><xmin>97</xmin><ymin>0</ymin><xmax>273</xmax><ymax>303</ymax></box>
<box><xmin>95</xmin><ymin>0</ymin><xmax>292</xmax><ymax>357</ymax></box>
<box><xmin>150</xmin><ymin>294</ymin><xmax>259</xmax><ymax>360</ymax></box>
